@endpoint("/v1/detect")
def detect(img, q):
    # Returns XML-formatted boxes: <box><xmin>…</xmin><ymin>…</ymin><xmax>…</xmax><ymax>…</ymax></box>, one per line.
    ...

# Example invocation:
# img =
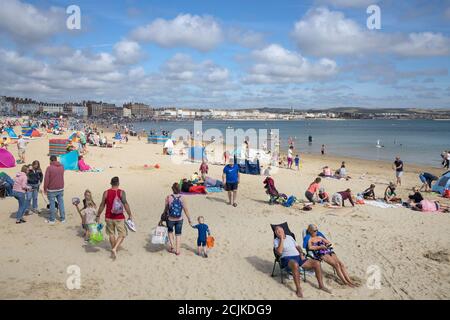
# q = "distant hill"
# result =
<box><xmin>248</xmin><ymin>107</ymin><xmax>450</xmax><ymax>115</ymax></box>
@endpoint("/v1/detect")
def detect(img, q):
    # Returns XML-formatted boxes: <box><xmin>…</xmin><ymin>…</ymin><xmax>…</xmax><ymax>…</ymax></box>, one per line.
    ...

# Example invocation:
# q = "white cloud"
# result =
<box><xmin>0</xmin><ymin>0</ymin><xmax>65</xmax><ymax>43</ymax></box>
<box><xmin>57</xmin><ymin>50</ymin><xmax>116</xmax><ymax>74</ymax></box>
<box><xmin>315</xmin><ymin>0</ymin><xmax>379</xmax><ymax>8</ymax></box>
<box><xmin>131</xmin><ymin>14</ymin><xmax>223</xmax><ymax>51</ymax></box>
<box><xmin>292</xmin><ymin>7</ymin><xmax>450</xmax><ymax>57</ymax></box>
<box><xmin>161</xmin><ymin>53</ymin><xmax>230</xmax><ymax>84</ymax></box>
<box><xmin>227</xmin><ymin>28</ymin><xmax>266</xmax><ymax>48</ymax></box>
<box><xmin>244</xmin><ymin>44</ymin><xmax>338</xmax><ymax>84</ymax></box>
<box><xmin>390</xmin><ymin>33</ymin><xmax>450</xmax><ymax>57</ymax></box>
<box><xmin>113</xmin><ymin>40</ymin><xmax>144</xmax><ymax>64</ymax></box>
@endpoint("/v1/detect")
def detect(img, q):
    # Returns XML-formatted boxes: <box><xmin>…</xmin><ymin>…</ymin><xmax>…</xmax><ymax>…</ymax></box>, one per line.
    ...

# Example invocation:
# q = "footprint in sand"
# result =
<box><xmin>423</xmin><ymin>250</ymin><xmax>450</xmax><ymax>263</ymax></box>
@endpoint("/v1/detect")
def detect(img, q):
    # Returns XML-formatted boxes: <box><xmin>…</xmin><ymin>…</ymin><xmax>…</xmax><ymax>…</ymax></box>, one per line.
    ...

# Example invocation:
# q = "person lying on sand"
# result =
<box><xmin>408</xmin><ymin>187</ymin><xmax>424</xmax><ymax>205</ymax></box>
<box><xmin>306</xmin><ymin>224</ymin><xmax>354</xmax><ymax>287</ymax></box>
<box><xmin>181</xmin><ymin>178</ymin><xmax>207</xmax><ymax>194</ymax></box>
<box><xmin>384</xmin><ymin>183</ymin><xmax>402</xmax><ymax>203</ymax></box>
<box><xmin>318</xmin><ymin>166</ymin><xmax>333</xmax><ymax>177</ymax></box>
<box><xmin>273</xmin><ymin>226</ymin><xmax>331</xmax><ymax>298</ymax></box>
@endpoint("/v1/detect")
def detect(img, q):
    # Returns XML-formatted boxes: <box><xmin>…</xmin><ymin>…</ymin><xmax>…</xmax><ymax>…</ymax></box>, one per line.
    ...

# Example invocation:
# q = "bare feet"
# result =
<box><xmin>296</xmin><ymin>289</ymin><xmax>304</xmax><ymax>298</ymax></box>
<box><xmin>111</xmin><ymin>248</ymin><xmax>117</xmax><ymax>259</ymax></box>
<box><xmin>320</xmin><ymin>286</ymin><xmax>332</xmax><ymax>294</ymax></box>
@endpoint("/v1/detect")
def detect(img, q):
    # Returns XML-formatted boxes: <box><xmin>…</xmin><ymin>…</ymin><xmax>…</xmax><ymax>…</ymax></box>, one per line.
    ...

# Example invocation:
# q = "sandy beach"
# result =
<box><xmin>1</xmin><ymin>127</ymin><xmax>449</xmax><ymax>300</ymax></box>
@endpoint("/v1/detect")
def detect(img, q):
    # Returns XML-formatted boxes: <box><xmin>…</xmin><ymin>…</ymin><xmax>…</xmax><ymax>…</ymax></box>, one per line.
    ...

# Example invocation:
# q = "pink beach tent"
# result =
<box><xmin>0</xmin><ymin>148</ymin><xmax>16</xmax><ymax>168</ymax></box>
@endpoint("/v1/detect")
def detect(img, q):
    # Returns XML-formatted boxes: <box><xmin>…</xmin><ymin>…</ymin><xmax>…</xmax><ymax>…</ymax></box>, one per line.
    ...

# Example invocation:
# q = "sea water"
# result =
<box><xmin>132</xmin><ymin>119</ymin><xmax>450</xmax><ymax>167</ymax></box>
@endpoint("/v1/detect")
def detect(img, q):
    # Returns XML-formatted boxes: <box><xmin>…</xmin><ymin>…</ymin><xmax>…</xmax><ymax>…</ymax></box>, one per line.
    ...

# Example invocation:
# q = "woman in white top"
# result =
<box><xmin>273</xmin><ymin>226</ymin><xmax>330</xmax><ymax>298</ymax></box>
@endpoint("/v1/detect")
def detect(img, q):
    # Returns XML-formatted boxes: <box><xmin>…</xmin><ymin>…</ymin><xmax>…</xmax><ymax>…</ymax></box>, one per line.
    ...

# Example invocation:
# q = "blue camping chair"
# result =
<box><xmin>302</xmin><ymin>229</ymin><xmax>336</xmax><ymax>275</ymax></box>
<box><xmin>271</xmin><ymin>222</ymin><xmax>306</xmax><ymax>283</ymax></box>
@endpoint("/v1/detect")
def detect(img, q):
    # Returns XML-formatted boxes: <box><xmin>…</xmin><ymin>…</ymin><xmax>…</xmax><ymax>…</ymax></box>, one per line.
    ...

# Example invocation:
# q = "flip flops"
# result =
<box><xmin>125</xmin><ymin>219</ymin><xmax>136</xmax><ymax>232</ymax></box>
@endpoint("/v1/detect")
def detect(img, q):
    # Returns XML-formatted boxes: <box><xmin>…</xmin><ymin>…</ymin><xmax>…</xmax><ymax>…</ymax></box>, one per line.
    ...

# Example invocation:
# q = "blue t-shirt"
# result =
<box><xmin>192</xmin><ymin>223</ymin><xmax>210</xmax><ymax>242</ymax></box>
<box><xmin>294</xmin><ymin>157</ymin><xmax>300</xmax><ymax>165</ymax></box>
<box><xmin>223</xmin><ymin>164</ymin><xmax>239</xmax><ymax>183</ymax></box>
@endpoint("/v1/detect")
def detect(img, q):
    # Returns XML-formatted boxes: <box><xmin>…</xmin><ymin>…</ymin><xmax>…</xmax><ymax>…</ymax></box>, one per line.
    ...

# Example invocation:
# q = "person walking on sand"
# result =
<box><xmin>43</xmin><ymin>155</ymin><xmax>65</xmax><ymax>224</ymax></box>
<box><xmin>222</xmin><ymin>157</ymin><xmax>240</xmax><ymax>207</ymax></box>
<box><xmin>392</xmin><ymin>156</ymin><xmax>404</xmax><ymax>186</ymax></box>
<box><xmin>321</xmin><ymin>144</ymin><xmax>325</xmax><ymax>156</ymax></box>
<box><xmin>164</xmin><ymin>182</ymin><xmax>192</xmax><ymax>255</ymax></box>
<box><xmin>96</xmin><ymin>177</ymin><xmax>134</xmax><ymax>259</ymax></box>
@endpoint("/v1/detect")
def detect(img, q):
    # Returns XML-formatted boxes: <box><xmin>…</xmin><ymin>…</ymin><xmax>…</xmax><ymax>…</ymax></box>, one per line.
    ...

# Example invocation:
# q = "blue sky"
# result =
<box><xmin>0</xmin><ymin>0</ymin><xmax>449</xmax><ymax>109</ymax></box>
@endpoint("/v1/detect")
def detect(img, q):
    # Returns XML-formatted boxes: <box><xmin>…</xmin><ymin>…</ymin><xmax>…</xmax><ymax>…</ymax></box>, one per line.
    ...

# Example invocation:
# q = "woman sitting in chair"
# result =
<box><xmin>274</xmin><ymin>226</ymin><xmax>331</xmax><ymax>298</ymax></box>
<box><xmin>306</xmin><ymin>224</ymin><xmax>354</xmax><ymax>287</ymax></box>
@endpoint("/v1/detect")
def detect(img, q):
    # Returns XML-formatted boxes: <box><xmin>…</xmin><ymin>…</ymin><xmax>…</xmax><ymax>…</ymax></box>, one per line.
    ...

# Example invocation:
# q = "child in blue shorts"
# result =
<box><xmin>294</xmin><ymin>155</ymin><xmax>300</xmax><ymax>170</ymax></box>
<box><xmin>190</xmin><ymin>216</ymin><xmax>211</xmax><ymax>258</ymax></box>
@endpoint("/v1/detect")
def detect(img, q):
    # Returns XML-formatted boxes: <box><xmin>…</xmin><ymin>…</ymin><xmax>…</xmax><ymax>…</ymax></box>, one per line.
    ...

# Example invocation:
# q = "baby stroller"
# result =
<box><xmin>263</xmin><ymin>176</ymin><xmax>287</xmax><ymax>205</ymax></box>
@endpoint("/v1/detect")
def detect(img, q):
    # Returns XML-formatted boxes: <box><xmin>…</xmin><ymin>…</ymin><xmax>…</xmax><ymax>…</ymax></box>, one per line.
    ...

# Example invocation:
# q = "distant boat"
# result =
<box><xmin>376</xmin><ymin>140</ymin><xmax>384</xmax><ymax>148</ymax></box>
<box><xmin>227</xmin><ymin>126</ymin><xmax>233</xmax><ymax>129</ymax></box>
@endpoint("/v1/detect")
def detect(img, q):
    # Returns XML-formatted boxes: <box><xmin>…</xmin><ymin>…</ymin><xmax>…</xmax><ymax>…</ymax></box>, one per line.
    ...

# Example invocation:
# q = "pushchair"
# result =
<box><xmin>263</xmin><ymin>176</ymin><xmax>287</xmax><ymax>205</ymax></box>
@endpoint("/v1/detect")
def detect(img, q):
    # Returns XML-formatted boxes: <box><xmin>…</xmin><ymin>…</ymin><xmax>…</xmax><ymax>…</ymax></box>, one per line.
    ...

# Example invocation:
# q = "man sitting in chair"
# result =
<box><xmin>274</xmin><ymin>226</ymin><xmax>331</xmax><ymax>298</ymax></box>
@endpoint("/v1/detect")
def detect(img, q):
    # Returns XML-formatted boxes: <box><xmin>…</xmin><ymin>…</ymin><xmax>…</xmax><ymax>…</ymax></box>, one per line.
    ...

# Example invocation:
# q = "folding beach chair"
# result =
<box><xmin>270</xmin><ymin>222</ymin><xmax>306</xmax><ymax>283</ymax></box>
<box><xmin>302</xmin><ymin>229</ymin><xmax>336</xmax><ymax>276</ymax></box>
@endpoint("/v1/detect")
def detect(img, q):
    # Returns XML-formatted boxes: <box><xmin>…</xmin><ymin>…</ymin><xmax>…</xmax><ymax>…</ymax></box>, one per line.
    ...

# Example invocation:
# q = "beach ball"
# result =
<box><xmin>154</xmin><ymin>164</ymin><xmax>160</xmax><ymax>169</ymax></box>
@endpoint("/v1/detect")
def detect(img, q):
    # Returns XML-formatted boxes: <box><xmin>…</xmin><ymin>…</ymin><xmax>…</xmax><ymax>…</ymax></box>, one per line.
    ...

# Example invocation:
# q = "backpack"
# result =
<box><xmin>168</xmin><ymin>195</ymin><xmax>183</xmax><ymax>218</ymax></box>
<box><xmin>111</xmin><ymin>190</ymin><xmax>124</xmax><ymax>215</ymax></box>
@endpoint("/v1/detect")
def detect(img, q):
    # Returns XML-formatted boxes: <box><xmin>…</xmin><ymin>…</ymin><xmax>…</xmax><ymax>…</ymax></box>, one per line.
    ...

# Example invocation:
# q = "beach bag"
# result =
<box><xmin>206</xmin><ymin>236</ymin><xmax>215</xmax><ymax>249</ymax></box>
<box><xmin>283</xmin><ymin>196</ymin><xmax>296</xmax><ymax>207</ymax></box>
<box><xmin>444</xmin><ymin>190</ymin><xmax>450</xmax><ymax>198</ymax></box>
<box><xmin>88</xmin><ymin>224</ymin><xmax>104</xmax><ymax>244</ymax></box>
<box><xmin>151</xmin><ymin>226</ymin><xmax>168</xmax><ymax>244</ymax></box>
<box><xmin>168</xmin><ymin>195</ymin><xmax>183</xmax><ymax>218</ymax></box>
<box><xmin>111</xmin><ymin>190</ymin><xmax>124</xmax><ymax>215</ymax></box>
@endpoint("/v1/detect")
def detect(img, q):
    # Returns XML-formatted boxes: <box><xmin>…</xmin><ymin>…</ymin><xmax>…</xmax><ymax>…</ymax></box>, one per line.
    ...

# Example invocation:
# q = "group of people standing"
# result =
<box><xmin>11</xmin><ymin>156</ymin><xmax>65</xmax><ymax>224</ymax></box>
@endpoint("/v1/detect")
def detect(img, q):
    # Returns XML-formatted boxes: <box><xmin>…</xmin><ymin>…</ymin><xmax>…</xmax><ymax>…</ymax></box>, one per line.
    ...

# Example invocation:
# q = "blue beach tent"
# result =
<box><xmin>432</xmin><ymin>171</ymin><xmax>450</xmax><ymax>195</ymax></box>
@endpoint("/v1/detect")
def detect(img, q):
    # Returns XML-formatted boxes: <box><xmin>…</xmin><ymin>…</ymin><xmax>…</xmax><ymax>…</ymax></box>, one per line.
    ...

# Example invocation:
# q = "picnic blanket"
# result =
<box><xmin>365</xmin><ymin>200</ymin><xmax>402</xmax><ymax>209</ymax></box>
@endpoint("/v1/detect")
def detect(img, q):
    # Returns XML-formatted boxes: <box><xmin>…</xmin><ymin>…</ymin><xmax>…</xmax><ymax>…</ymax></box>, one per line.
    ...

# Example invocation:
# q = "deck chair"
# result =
<box><xmin>264</xmin><ymin>177</ymin><xmax>287</xmax><ymax>205</ymax></box>
<box><xmin>270</xmin><ymin>222</ymin><xmax>306</xmax><ymax>283</ymax></box>
<box><xmin>302</xmin><ymin>229</ymin><xmax>336</xmax><ymax>276</ymax></box>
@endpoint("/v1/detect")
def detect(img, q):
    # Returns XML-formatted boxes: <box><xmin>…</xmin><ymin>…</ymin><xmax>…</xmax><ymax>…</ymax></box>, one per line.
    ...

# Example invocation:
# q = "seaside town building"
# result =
<box><xmin>1</xmin><ymin>95</ymin><xmax>449</xmax><ymax>120</ymax></box>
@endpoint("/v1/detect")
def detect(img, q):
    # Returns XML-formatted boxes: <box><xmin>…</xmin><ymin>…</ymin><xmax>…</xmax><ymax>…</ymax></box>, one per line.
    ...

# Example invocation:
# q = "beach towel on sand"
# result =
<box><xmin>206</xmin><ymin>187</ymin><xmax>223</xmax><ymax>193</ymax></box>
<box><xmin>365</xmin><ymin>200</ymin><xmax>402</xmax><ymax>209</ymax></box>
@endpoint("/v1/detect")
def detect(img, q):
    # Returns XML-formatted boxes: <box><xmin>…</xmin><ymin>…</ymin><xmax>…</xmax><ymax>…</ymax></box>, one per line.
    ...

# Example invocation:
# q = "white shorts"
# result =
<box><xmin>396</xmin><ymin>171</ymin><xmax>403</xmax><ymax>178</ymax></box>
